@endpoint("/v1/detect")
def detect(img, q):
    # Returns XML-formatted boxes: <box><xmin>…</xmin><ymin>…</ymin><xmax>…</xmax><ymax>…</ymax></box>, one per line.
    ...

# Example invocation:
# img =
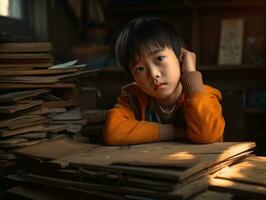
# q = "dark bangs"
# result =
<box><xmin>115</xmin><ymin>18</ymin><xmax>182</xmax><ymax>72</ymax></box>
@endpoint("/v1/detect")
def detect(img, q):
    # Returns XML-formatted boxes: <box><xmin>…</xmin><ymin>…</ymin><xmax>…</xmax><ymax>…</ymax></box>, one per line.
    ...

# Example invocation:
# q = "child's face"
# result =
<box><xmin>130</xmin><ymin>47</ymin><xmax>181</xmax><ymax>100</ymax></box>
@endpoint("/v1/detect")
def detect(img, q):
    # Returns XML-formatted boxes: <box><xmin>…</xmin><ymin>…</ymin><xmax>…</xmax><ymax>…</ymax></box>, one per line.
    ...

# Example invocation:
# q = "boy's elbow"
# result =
<box><xmin>103</xmin><ymin>126</ymin><xmax>121</xmax><ymax>145</ymax></box>
<box><xmin>103</xmin><ymin>121</ymin><xmax>130</xmax><ymax>145</ymax></box>
<box><xmin>187</xmin><ymin>118</ymin><xmax>225</xmax><ymax>144</ymax></box>
<box><xmin>103</xmin><ymin>110</ymin><xmax>127</xmax><ymax>145</ymax></box>
<box><xmin>188</xmin><ymin>132</ymin><xmax>223</xmax><ymax>144</ymax></box>
<box><xmin>104</xmin><ymin>134</ymin><xmax>121</xmax><ymax>146</ymax></box>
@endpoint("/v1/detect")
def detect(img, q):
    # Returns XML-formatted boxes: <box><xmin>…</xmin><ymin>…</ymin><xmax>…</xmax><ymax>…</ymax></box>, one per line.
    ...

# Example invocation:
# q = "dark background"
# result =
<box><xmin>1</xmin><ymin>0</ymin><xmax>266</xmax><ymax>155</ymax></box>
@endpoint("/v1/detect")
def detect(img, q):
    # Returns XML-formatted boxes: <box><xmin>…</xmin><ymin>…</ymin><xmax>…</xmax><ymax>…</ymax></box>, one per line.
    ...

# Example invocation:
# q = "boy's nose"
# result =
<box><xmin>149</xmin><ymin>66</ymin><xmax>161</xmax><ymax>81</ymax></box>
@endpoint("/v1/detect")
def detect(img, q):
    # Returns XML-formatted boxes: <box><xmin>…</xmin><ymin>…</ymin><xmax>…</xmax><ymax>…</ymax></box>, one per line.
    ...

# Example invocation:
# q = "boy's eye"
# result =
<box><xmin>155</xmin><ymin>56</ymin><xmax>165</xmax><ymax>64</ymax></box>
<box><xmin>135</xmin><ymin>66</ymin><xmax>145</xmax><ymax>73</ymax></box>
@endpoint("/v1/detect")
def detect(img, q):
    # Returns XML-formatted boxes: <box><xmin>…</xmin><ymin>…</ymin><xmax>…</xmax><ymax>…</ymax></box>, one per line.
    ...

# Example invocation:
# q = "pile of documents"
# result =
<box><xmin>0</xmin><ymin>42</ymin><xmax>98</xmax><ymax>175</ymax></box>
<box><xmin>7</xmin><ymin>137</ymin><xmax>260</xmax><ymax>199</ymax></box>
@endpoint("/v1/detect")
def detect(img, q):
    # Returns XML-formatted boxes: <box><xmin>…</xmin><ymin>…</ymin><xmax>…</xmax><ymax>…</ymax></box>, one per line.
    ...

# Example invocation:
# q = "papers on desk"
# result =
<box><xmin>50</xmin><ymin>59</ymin><xmax>86</xmax><ymax>69</ymax></box>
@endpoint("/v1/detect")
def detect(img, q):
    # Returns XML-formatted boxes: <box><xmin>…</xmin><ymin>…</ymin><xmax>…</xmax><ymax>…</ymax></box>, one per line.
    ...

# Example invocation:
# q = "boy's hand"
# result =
<box><xmin>179</xmin><ymin>48</ymin><xmax>196</xmax><ymax>74</ymax></box>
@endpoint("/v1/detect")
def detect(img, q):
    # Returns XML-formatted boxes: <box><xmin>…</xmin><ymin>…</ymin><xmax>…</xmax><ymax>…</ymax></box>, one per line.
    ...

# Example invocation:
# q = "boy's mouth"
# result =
<box><xmin>154</xmin><ymin>83</ymin><xmax>166</xmax><ymax>90</ymax></box>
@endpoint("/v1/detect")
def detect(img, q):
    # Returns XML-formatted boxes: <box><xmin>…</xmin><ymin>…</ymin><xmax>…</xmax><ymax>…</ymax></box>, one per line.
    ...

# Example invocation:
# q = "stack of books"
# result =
<box><xmin>0</xmin><ymin>42</ymin><xmax>99</xmax><ymax>174</ymax></box>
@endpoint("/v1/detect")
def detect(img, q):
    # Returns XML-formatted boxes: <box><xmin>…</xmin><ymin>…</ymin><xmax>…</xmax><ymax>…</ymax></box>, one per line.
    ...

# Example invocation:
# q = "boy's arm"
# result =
<box><xmin>181</xmin><ymin>71</ymin><xmax>225</xmax><ymax>143</ymax></box>
<box><xmin>104</xmin><ymin>94</ymin><xmax>184</xmax><ymax>145</ymax></box>
<box><xmin>103</xmin><ymin>95</ymin><xmax>159</xmax><ymax>145</ymax></box>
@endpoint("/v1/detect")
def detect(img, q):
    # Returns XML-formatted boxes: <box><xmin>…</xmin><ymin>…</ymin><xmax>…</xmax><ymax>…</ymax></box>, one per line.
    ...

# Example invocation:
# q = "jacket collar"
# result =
<box><xmin>121</xmin><ymin>82</ymin><xmax>185</xmax><ymax>119</ymax></box>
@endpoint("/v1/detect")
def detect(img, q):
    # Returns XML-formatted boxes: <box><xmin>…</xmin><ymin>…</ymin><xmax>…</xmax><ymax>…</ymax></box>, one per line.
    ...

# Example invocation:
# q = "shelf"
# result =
<box><xmin>193</xmin><ymin>0</ymin><xmax>266</xmax><ymax>8</ymax></box>
<box><xmin>244</xmin><ymin>108</ymin><xmax>266</xmax><ymax>114</ymax></box>
<box><xmin>107</xmin><ymin>5</ymin><xmax>186</xmax><ymax>13</ymax></box>
<box><xmin>199</xmin><ymin>65</ymin><xmax>266</xmax><ymax>71</ymax></box>
<box><xmin>107</xmin><ymin>0</ymin><xmax>266</xmax><ymax>13</ymax></box>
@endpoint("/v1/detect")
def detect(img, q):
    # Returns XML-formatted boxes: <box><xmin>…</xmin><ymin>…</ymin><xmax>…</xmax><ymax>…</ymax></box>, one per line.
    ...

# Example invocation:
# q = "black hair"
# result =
<box><xmin>115</xmin><ymin>17</ymin><xmax>183</xmax><ymax>73</ymax></box>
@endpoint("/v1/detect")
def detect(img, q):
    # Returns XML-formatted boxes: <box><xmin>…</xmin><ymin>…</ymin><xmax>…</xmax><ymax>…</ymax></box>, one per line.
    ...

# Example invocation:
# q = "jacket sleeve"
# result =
<box><xmin>181</xmin><ymin>72</ymin><xmax>225</xmax><ymax>144</ymax></box>
<box><xmin>103</xmin><ymin>95</ymin><xmax>159</xmax><ymax>145</ymax></box>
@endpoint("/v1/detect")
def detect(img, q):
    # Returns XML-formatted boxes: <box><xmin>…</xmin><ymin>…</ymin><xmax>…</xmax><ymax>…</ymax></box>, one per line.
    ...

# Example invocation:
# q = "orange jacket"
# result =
<box><xmin>104</xmin><ymin>83</ymin><xmax>225</xmax><ymax>145</ymax></box>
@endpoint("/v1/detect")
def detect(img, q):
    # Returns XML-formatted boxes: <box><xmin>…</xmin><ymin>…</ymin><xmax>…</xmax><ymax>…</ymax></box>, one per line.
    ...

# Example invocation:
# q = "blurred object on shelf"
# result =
<box><xmin>218</xmin><ymin>18</ymin><xmax>244</xmax><ymax>65</ymax></box>
<box><xmin>244</xmin><ymin>36</ymin><xmax>265</xmax><ymax>65</ymax></box>
<box><xmin>244</xmin><ymin>89</ymin><xmax>266</xmax><ymax>109</ymax></box>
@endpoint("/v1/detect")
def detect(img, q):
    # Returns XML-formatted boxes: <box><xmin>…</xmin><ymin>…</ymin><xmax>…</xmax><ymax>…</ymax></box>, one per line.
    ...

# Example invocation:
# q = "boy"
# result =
<box><xmin>104</xmin><ymin>17</ymin><xmax>225</xmax><ymax>145</ymax></box>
